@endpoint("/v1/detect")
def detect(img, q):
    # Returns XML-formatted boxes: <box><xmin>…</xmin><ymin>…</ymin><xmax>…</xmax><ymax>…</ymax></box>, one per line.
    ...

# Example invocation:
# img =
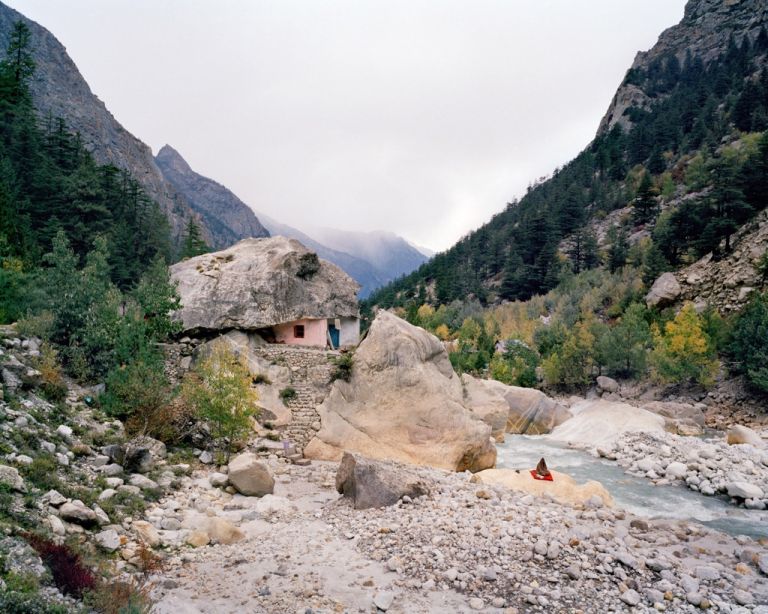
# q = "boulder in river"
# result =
<box><xmin>460</xmin><ymin>374</ymin><xmax>510</xmax><ymax>442</ymax></box>
<box><xmin>471</xmin><ymin>468</ymin><xmax>614</xmax><ymax>508</ymax></box>
<box><xmin>548</xmin><ymin>399</ymin><xmax>665</xmax><ymax>448</ymax></box>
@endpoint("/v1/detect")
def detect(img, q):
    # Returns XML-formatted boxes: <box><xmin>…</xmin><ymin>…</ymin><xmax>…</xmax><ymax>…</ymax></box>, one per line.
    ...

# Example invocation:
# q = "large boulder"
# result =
<box><xmin>460</xmin><ymin>374</ymin><xmax>510</xmax><ymax>442</ymax></box>
<box><xmin>227</xmin><ymin>453</ymin><xmax>274</xmax><ymax>497</ymax></box>
<box><xmin>471</xmin><ymin>469</ymin><xmax>614</xmax><ymax>508</ymax></box>
<box><xmin>548</xmin><ymin>399</ymin><xmax>665</xmax><ymax>448</ymax></box>
<box><xmin>0</xmin><ymin>465</ymin><xmax>26</xmax><ymax>492</ymax></box>
<box><xmin>497</xmin><ymin>384</ymin><xmax>571</xmax><ymax>435</ymax></box>
<box><xmin>727</xmin><ymin>425</ymin><xmax>765</xmax><ymax>448</ymax></box>
<box><xmin>335</xmin><ymin>452</ymin><xmax>432</xmax><ymax>509</ymax></box>
<box><xmin>170</xmin><ymin>237</ymin><xmax>360</xmax><ymax>334</ymax></box>
<box><xmin>645</xmin><ymin>272</ymin><xmax>681</xmax><ymax>308</ymax></box>
<box><xmin>304</xmin><ymin>311</ymin><xmax>496</xmax><ymax>472</ymax></box>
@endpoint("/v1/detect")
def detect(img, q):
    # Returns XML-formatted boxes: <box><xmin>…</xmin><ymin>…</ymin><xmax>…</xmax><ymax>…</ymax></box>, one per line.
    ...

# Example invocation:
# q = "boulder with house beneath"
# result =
<box><xmin>169</xmin><ymin>236</ymin><xmax>360</xmax><ymax>347</ymax></box>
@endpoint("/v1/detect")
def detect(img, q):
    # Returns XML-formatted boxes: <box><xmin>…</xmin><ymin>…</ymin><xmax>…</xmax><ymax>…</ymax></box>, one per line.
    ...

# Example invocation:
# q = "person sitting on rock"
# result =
<box><xmin>530</xmin><ymin>457</ymin><xmax>553</xmax><ymax>481</ymax></box>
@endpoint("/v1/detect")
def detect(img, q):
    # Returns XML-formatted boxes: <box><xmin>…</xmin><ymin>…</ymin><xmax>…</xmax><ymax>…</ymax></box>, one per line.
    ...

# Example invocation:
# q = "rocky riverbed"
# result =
<box><xmin>146</xmin><ymin>457</ymin><xmax>768</xmax><ymax>612</ymax></box>
<box><xmin>599</xmin><ymin>431</ymin><xmax>768</xmax><ymax>510</ymax></box>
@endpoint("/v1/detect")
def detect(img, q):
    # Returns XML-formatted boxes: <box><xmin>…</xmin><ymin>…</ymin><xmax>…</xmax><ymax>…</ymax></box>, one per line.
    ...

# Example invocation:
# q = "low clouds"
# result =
<box><xmin>10</xmin><ymin>0</ymin><xmax>685</xmax><ymax>251</ymax></box>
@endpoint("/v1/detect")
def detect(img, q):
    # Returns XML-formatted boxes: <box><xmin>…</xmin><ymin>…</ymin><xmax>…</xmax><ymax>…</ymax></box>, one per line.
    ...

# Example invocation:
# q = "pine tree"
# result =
<box><xmin>633</xmin><ymin>171</ymin><xmax>658</xmax><ymax>225</ymax></box>
<box><xmin>607</xmin><ymin>226</ymin><xmax>629</xmax><ymax>273</ymax></box>
<box><xmin>181</xmin><ymin>218</ymin><xmax>208</xmax><ymax>259</ymax></box>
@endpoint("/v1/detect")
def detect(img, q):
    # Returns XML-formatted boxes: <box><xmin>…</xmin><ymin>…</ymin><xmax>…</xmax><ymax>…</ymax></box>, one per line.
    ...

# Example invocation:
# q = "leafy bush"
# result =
<box><xmin>19</xmin><ymin>455</ymin><xmax>61</xmax><ymax>493</ymax></box>
<box><xmin>490</xmin><ymin>340</ymin><xmax>539</xmax><ymax>387</ymax></box>
<box><xmin>15</xmin><ymin>311</ymin><xmax>54</xmax><ymax>341</ymax></box>
<box><xmin>330</xmin><ymin>353</ymin><xmax>354</xmax><ymax>383</ymax></box>
<box><xmin>279</xmin><ymin>387</ymin><xmax>297</xmax><ymax>403</ymax></box>
<box><xmin>0</xmin><ymin>588</ymin><xmax>69</xmax><ymax>614</ymax></box>
<box><xmin>102</xmin><ymin>354</ymin><xmax>170</xmax><ymax>422</ymax></box>
<box><xmin>542</xmin><ymin>319</ymin><xmax>596</xmax><ymax>389</ymax></box>
<box><xmin>650</xmin><ymin>303</ymin><xmax>718</xmax><ymax>386</ymax></box>
<box><xmin>182</xmin><ymin>344</ymin><xmax>259</xmax><ymax>462</ymax></box>
<box><xmin>24</xmin><ymin>534</ymin><xmax>96</xmax><ymax>598</ymax></box>
<box><xmin>34</xmin><ymin>343</ymin><xmax>67</xmax><ymax>402</ymax></box>
<box><xmin>131</xmin><ymin>255</ymin><xmax>182</xmax><ymax>341</ymax></box>
<box><xmin>594</xmin><ymin>303</ymin><xmax>651</xmax><ymax>378</ymax></box>
<box><xmin>728</xmin><ymin>291</ymin><xmax>768</xmax><ymax>392</ymax></box>
<box><xmin>85</xmin><ymin>579</ymin><xmax>152</xmax><ymax>614</ymax></box>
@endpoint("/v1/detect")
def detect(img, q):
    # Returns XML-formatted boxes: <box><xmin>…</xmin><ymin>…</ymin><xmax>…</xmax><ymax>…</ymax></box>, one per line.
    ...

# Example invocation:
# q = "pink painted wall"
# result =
<box><xmin>273</xmin><ymin>318</ymin><xmax>328</xmax><ymax>347</ymax></box>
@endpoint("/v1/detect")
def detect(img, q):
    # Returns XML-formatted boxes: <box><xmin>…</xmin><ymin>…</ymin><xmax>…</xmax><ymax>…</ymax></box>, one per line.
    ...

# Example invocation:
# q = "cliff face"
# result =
<box><xmin>0</xmin><ymin>1</ymin><xmax>205</xmax><ymax>246</ymax></box>
<box><xmin>155</xmin><ymin>145</ymin><xmax>269</xmax><ymax>250</ymax></box>
<box><xmin>599</xmin><ymin>0</ymin><xmax>768</xmax><ymax>134</ymax></box>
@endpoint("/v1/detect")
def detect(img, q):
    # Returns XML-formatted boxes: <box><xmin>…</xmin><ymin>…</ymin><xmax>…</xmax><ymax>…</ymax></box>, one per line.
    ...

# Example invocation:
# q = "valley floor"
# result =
<box><xmin>148</xmin><ymin>458</ymin><xmax>768</xmax><ymax>613</ymax></box>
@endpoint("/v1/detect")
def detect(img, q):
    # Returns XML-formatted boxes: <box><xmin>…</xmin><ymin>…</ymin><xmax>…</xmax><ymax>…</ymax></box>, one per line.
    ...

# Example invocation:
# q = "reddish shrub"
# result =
<box><xmin>24</xmin><ymin>533</ymin><xmax>97</xmax><ymax>598</ymax></box>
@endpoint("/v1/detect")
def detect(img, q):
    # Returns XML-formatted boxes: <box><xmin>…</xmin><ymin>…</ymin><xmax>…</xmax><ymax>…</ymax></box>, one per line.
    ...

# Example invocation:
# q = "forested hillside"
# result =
<box><xmin>0</xmin><ymin>21</ymin><xmax>171</xmax><ymax>309</ymax></box>
<box><xmin>369</xmin><ymin>26</ymin><xmax>768</xmax><ymax>308</ymax></box>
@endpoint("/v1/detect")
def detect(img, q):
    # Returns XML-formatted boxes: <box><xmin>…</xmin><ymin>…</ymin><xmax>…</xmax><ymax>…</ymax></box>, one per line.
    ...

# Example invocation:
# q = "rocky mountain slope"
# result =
<box><xmin>0</xmin><ymin>2</ymin><xmax>206</xmax><ymax>246</ymax></box>
<box><xmin>599</xmin><ymin>0</ymin><xmax>768</xmax><ymax>134</ymax></box>
<box><xmin>368</xmin><ymin>0</ymin><xmax>768</xmax><ymax>309</ymax></box>
<box><xmin>155</xmin><ymin>145</ymin><xmax>269</xmax><ymax>250</ymax></box>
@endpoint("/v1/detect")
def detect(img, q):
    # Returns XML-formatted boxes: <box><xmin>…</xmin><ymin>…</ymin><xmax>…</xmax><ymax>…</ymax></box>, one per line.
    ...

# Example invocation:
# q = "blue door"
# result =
<box><xmin>329</xmin><ymin>324</ymin><xmax>340</xmax><ymax>348</ymax></box>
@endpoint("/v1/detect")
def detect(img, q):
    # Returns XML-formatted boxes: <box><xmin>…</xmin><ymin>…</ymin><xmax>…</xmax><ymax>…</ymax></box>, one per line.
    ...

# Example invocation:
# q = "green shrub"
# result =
<box><xmin>542</xmin><ymin>319</ymin><xmax>596</xmax><ymax>389</ymax></box>
<box><xmin>102</xmin><ymin>354</ymin><xmax>170</xmax><ymax>422</ymax></box>
<box><xmin>490</xmin><ymin>340</ymin><xmax>539</xmax><ymax>387</ymax></box>
<box><xmin>279</xmin><ymin>387</ymin><xmax>297</xmax><ymax>403</ymax></box>
<box><xmin>0</xmin><ymin>588</ymin><xmax>69</xmax><ymax>614</ymax></box>
<box><xmin>594</xmin><ymin>303</ymin><xmax>652</xmax><ymax>378</ymax></box>
<box><xmin>330</xmin><ymin>353</ymin><xmax>354</xmax><ymax>383</ymax></box>
<box><xmin>728</xmin><ymin>291</ymin><xmax>768</xmax><ymax>392</ymax></box>
<box><xmin>182</xmin><ymin>344</ymin><xmax>258</xmax><ymax>462</ymax></box>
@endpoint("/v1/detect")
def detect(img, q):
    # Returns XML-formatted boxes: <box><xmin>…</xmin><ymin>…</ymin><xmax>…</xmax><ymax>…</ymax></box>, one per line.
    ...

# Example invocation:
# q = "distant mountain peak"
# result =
<box><xmin>155</xmin><ymin>144</ymin><xmax>269</xmax><ymax>249</ymax></box>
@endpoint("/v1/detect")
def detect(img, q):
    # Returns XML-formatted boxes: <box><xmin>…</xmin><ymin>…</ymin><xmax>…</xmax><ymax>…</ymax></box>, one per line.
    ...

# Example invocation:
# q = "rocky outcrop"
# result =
<box><xmin>169</xmin><ymin>236</ymin><xmax>360</xmax><ymax>334</ymax></box>
<box><xmin>548</xmin><ymin>400</ymin><xmax>666</xmax><ymax>448</ymax></box>
<box><xmin>335</xmin><ymin>452</ymin><xmax>432</xmax><ymax>509</ymax></box>
<box><xmin>304</xmin><ymin>311</ymin><xmax>496</xmax><ymax>472</ymax></box>
<box><xmin>471</xmin><ymin>469</ymin><xmax>614</xmax><ymax>508</ymax></box>
<box><xmin>0</xmin><ymin>4</ymin><xmax>208</xmax><ymax>246</ymax></box>
<box><xmin>642</xmin><ymin>401</ymin><xmax>706</xmax><ymax>436</ymax></box>
<box><xmin>156</xmin><ymin>145</ymin><xmax>270</xmax><ymax>250</ymax></box>
<box><xmin>674</xmin><ymin>208</ymin><xmax>768</xmax><ymax>313</ymax></box>
<box><xmin>645</xmin><ymin>272</ymin><xmax>682</xmax><ymax>308</ymax></box>
<box><xmin>599</xmin><ymin>0</ymin><xmax>768</xmax><ymax>135</ymax></box>
<box><xmin>460</xmin><ymin>374</ymin><xmax>510</xmax><ymax>442</ymax></box>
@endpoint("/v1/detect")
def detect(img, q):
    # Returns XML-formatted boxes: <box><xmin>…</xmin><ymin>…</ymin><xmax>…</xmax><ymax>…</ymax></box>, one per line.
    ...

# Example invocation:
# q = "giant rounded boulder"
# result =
<box><xmin>304</xmin><ymin>311</ymin><xmax>496</xmax><ymax>472</ymax></box>
<box><xmin>170</xmin><ymin>236</ymin><xmax>359</xmax><ymax>334</ymax></box>
<box><xmin>227</xmin><ymin>453</ymin><xmax>274</xmax><ymax>496</ymax></box>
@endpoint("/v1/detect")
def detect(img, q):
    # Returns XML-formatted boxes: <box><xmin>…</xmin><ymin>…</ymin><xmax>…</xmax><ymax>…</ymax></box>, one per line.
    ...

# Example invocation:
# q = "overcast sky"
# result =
<box><xmin>8</xmin><ymin>0</ymin><xmax>686</xmax><ymax>252</ymax></box>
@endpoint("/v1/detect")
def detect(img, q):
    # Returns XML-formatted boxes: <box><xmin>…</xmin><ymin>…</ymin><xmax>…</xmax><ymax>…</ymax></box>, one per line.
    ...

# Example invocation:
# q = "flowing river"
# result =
<box><xmin>497</xmin><ymin>435</ymin><xmax>768</xmax><ymax>540</ymax></box>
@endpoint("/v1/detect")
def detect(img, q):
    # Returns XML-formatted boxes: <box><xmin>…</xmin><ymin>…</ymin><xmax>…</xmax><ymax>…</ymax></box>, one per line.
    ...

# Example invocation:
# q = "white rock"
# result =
<box><xmin>56</xmin><ymin>424</ymin><xmax>73</xmax><ymax>439</ymax></box>
<box><xmin>95</xmin><ymin>529</ymin><xmax>121</xmax><ymax>552</ymax></box>
<box><xmin>665</xmin><ymin>462</ymin><xmax>688</xmax><ymax>479</ymax></box>
<box><xmin>373</xmin><ymin>591</ymin><xmax>395</xmax><ymax>611</ymax></box>
<box><xmin>727</xmin><ymin>482</ymin><xmax>764</xmax><ymax>500</ymax></box>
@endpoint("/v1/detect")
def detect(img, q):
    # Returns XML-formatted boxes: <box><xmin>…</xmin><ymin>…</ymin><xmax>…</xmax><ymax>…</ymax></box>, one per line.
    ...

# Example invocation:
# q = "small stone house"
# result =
<box><xmin>170</xmin><ymin>236</ymin><xmax>361</xmax><ymax>349</ymax></box>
